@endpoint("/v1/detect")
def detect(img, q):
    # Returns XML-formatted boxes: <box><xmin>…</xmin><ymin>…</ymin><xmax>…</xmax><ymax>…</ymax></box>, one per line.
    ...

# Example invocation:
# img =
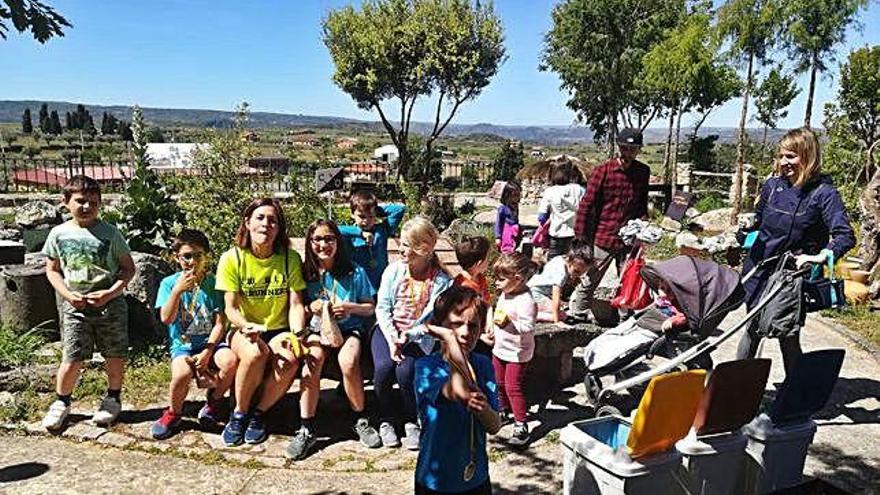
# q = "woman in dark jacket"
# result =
<box><xmin>736</xmin><ymin>127</ymin><xmax>855</xmax><ymax>376</ymax></box>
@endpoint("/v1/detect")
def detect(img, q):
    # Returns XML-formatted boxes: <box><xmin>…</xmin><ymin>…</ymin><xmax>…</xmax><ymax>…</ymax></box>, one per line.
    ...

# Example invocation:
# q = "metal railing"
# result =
<box><xmin>0</xmin><ymin>157</ymin><xmax>498</xmax><ymax>194</ymax></box>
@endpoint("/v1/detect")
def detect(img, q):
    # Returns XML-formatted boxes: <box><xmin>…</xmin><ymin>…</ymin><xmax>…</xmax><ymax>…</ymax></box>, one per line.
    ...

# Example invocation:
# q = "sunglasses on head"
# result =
<box><xmin>179</xmin><ymin>252</ymin><xmax>205</xmax><ymax>261</ymax></box>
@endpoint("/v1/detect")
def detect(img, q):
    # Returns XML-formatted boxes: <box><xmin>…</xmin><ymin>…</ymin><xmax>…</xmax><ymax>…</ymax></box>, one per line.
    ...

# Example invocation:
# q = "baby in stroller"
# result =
<box><xmin>582</xmin><ymin>283</ymin><xmax>686</xmax><ymax>372</ymax></box>
<box><xmin>582</xmin><ymin>256</ymin><xmax>743</xmax><ymax>377</ymax></box>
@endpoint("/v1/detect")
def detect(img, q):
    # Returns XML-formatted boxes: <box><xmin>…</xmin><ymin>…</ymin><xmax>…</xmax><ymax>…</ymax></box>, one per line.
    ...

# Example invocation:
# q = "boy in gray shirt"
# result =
<box><xmin>41</xmin><ymin>175</ymin><xmax>136</xmax><ymax>430</ymax></box>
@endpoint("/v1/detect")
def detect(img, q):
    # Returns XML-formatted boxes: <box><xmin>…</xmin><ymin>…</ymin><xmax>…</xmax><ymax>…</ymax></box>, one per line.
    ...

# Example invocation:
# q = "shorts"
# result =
<box><xmin>61</xmin><ymin>296</ymin><xmax>129</xmax><ymax>363</ymax></box>
<box><xmin>170</xmin><ymin>341</ymin><xmax>230</xmax><ymax>360</ymax></box>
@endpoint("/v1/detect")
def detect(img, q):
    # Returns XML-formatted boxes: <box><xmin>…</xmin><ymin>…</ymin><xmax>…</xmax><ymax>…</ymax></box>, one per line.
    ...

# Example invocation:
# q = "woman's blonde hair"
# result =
<box><xmin>777</xmin><ymin>127</ymin><xmax>821</xmax><ymax>187</ymax></box>
<box><xmin>401</xmin><ymin>216</ymin><xmax>439</xmax><ymax>257</ymax></box>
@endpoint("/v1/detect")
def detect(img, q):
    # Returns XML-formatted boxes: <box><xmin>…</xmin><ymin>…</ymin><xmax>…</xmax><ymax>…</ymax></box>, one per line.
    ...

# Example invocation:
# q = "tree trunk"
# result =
<box><xmin>672</xmin><ymin>107</ymin><xmax>683</xmax><ymax>194</ymax></box>
<box><xmin>608</xmin><ymin>109</ymin><xmax>618</xmax><ymax>158</ymax></box>
<box><xmin>761</xmin><ymin>125</ymin><xmax>769</xmax><ymax>166</ymax></box>
<box><xmin>804</xmin><ymin>51</ymin><xmax>818</xmax><ymax>128</ymax></box>
<box><xmin>859</xmin><ymin>164</ymin><xmax>880</xmax><ymax>282</ymax></box>
<box><xmin>663</xmin><ymin>110</ymin><xmax>675</xmax><ymax>186</ymax></box>
<box><xmin>731</xmin><ymin>54</ymin><xmax>754</xmax><ymax>226</ymax></box>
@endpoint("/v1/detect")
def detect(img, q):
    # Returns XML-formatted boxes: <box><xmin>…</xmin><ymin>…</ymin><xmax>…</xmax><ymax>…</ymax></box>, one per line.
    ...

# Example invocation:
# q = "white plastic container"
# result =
<box><xmin>738</xmin><ymin>414</ymin><xmax>817</xmax><ymax>494</ymax></box>
<box><xmin>676</xmin><ymin>430</ymin><xmax>748</xmax><ymax>495</ymax></box>
<box><xmin>561</xmin><ymin>416</ymin><xmax>684</xmax><ymax>495</ymax></box>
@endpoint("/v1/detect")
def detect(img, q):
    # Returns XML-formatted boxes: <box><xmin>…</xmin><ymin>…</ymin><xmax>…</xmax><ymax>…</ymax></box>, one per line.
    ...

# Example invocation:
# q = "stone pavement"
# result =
<box><xmin>1</xmin><ymin>311</ymin><xmax>878</xmax><ymax>494</ymax></box>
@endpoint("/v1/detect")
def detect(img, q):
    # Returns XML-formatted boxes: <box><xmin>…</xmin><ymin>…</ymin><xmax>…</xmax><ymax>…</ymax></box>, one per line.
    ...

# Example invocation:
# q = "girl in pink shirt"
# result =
<box><xmin>491</xmin><ymin>252</ymin><xmax>538</xmax><ymax>448</ymax></box>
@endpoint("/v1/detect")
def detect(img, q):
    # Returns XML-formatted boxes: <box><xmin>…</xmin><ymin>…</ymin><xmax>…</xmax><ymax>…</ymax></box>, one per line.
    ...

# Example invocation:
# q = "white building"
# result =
<box><xmin>146</xmin><ymin>143</ymin><xmax>208</xmax><ymax>171</ymax></box>
<box><xmin>373</xmin><ymin>144</ymin><xmax>399</xmax><ymax>163</ymax></box>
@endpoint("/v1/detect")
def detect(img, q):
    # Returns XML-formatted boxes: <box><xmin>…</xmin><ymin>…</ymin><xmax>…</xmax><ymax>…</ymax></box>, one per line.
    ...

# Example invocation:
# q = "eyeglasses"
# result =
<box><xmin>179</xmin><ymin>252</ymin><xmax>205</xmax><ymax>261</ymax></box>
<box><xmin>310</xmin><ymin>235</ymin><xmax>338</xmax><ymax>244</ymax></box>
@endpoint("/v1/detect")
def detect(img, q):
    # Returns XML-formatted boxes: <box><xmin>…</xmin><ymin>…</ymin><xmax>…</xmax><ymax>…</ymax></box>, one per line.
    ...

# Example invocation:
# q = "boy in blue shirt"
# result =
<box><xmin>412</xmin><ymin>286</ymin><xmax>501</xmax><ymax>494</ymax></box>
<box><xmin>151</xmin><ymin>229</ymin><xmax>239</xmax><ymax>439</ymax></box>
<box><xmin>338</xmin><ymin>189</ymin><xmax>406</xmax><ymax>289</ymax></box>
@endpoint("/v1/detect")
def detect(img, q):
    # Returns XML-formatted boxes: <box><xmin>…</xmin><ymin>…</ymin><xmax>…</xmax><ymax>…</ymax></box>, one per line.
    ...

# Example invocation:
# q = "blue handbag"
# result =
<box><xmin>803</xmin><ymin>252</ymin><xmax>845</xmax><ymax>312</ymax></box>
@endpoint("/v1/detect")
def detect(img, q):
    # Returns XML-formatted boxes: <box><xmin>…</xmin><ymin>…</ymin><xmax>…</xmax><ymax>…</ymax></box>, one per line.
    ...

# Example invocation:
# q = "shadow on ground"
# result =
<box><xmin>808</xmin><ymin>442</ymin><xmax>880</xmax><ymax>494</ymax></box>
<box><xmin>0</xmin><ymin>462</ymin><xmax>49</xmax><ymax>483</ymax></box>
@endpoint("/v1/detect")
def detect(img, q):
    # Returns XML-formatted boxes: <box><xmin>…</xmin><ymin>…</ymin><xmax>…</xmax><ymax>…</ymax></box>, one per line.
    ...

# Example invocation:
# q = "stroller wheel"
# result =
<box><xmin>596</xmin><ymin>405</ymin><xmax>622</xmax><ymax>418</ymax></box>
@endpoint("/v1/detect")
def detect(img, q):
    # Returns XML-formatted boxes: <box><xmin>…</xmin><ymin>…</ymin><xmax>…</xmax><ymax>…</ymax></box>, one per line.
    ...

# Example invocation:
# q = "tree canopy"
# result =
<box><xmin>754</xmin><ymin>66</ymin><xmax>800</xmax><ymax>145</ymax></box>
<box><xmin>541</xmin><ymin>0</ymin><xmax>685</xmax><ymax>148</ymax></box>
<box><xmin>0</xmin><ymin>0</ymin><xmax>70</xmax><ymax>42</ymax></box>
<box><xmin>323</xmin><ymin>0</ymin><xmax>505</xmax><ymax>186</ymax></box>
<box><xmin>780</xmin><ymin>0</ymin><xmax>868</xmax><ymax>127</ymax></box>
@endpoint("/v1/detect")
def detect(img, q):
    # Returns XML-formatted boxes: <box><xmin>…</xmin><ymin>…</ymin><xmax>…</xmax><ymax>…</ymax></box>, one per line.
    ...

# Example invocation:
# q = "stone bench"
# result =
<box><xmin>525</xmin><ymin>322</ymin><xmax>601</xmax><ymax>401</ymax></box>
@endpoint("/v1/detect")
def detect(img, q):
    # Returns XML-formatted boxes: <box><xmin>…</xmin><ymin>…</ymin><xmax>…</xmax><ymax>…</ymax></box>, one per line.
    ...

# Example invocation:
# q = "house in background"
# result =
<box><xmin>373</xmin><ymin>144</ymin><xmax>399</xmax><ymax>163</ymax></box>
<box><xmin>336</xmin><ymin>137</ymin><xmax>359</xmax><ymax>150</ymax></box>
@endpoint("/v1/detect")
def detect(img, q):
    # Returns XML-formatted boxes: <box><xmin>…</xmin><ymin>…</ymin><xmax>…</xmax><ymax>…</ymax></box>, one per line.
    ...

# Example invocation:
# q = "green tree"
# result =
<box><xmin>323</xmin><ymin>0</ymin><xmax>506</xmax><ymax>190</ymax></box>
<box><xmin>37</xmin><ymin>103</ymin><xmax>49</xmax><ymax>133</ymax></box>
<box><xmin>541</xmin><ymin>0</ymin><xmax>685</xmax><ymax>150</ymax></box>
<box><xmin>83</xmin><ymin>113</ymin><xmax>96</xmax><ymax>137</ymax></box>
<box><xmin>114</xmin><ymin>105</ymin><xmax>183</xmax><ymax>254</ymax></box>
<box><xmin>753</xmin><ymin>66</ymin><xmax>800</xmax><ymax>160</ymax></box>
<box><xmin>100</xmin><ymin>111</ymin><xmax>119</xmax><ymax>135</ymax></box>
<box><xmin>837</xmin><ymin>45</ymin><xmax>880</xmax><ymax>182</ymax></box>
<box><xmin>117</xmin><ymin>120</ymin><xmax>133</xmax><ymax>141</ymax></box>
<box><xmin>0</xmin><ymin>0</ymin><xmax>70</xmax><ymax>42</ymax></box>
<box><xmin>48</xmin><ymin>109</ymin><xmax>62</xmax><ymax>135</ymax></box>
<box><xmin>64</xmin><ymin>111</ymin><xmax>72</xmax><ymax>130</ymax></box>
<box><xmin>21</xmin><ymin>107</ymin><xmax>32</xmax><ymax>134</ymax></box>
<box><xmin>642</xmin><ymin>10</ymin><xmax>735</xmax><ymax>189</ymax></box>
<box><xmin>717</xmin><ymin>0</ymin><xmax>782</xmax><ymax>223</ymax></box>
<box><xmin>780</xmin><ymin>0</ymin><xmax>868</xmax><ymax>127</ymax></box>
<box><xmin>146</xmin><ymin>126</ymin><xmax>165</xmax><ymax>143</ymax></box>
<box><xmin>493</xmin><ymin>140</ymin><xmax>524</xmax><ymax>182</ymax></box>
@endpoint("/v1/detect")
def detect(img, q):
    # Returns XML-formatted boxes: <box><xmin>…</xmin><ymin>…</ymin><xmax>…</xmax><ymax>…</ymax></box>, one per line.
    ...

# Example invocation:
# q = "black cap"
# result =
<box><xmin>617</xmin><ymin>128</ymin><xmax>643</xmax><ymax>146</ymax></box>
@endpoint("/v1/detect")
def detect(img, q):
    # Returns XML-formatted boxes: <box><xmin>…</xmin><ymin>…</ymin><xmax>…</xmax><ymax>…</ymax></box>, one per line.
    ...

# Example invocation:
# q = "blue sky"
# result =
<box><xmin>5</xmin><ymin>0</ymin><xmax>880</xmax><ymax>129</ymax></box>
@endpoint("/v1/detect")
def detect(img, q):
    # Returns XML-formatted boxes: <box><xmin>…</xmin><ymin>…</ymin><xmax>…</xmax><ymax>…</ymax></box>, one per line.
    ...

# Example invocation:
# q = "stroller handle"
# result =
<box><xmin>598</xmin><ymin>257</ymin><xmax>813</xmax><ymax>401</ymax></box>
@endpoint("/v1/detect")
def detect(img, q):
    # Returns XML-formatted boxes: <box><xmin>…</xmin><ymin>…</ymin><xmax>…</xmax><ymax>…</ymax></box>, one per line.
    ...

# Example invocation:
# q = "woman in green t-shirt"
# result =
<box><xmin>215</xmin><ymin>198</ymin><xmax>308</xmax><ymax>447</ymax></box>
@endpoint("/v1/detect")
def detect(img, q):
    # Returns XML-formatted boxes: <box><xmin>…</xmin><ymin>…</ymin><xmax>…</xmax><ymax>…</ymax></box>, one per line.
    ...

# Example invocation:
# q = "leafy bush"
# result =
<box><xmin>693</xmin><ymin>192</ymin><xmax>727</xmax><ymax>213</ymax></box>
<box><xmin>172</xmin><ymin>103</ymin><xmax>266</xmax><ymax>257</ymax></box>
<box><xmin>0</xmin><ymin>326</ymin><xmax>46</xmax><ymax>370</ymax></box>
<box><xmin>115</xmin><ymin>106</ymin><xmax>183</xmax><ymax>254</ymax></box>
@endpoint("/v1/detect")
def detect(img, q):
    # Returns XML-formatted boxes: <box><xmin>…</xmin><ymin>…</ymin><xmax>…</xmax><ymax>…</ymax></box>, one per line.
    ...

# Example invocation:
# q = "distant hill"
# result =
<box><xmin>0</xmin><ymin>100</ymin><xmax>784</xmax><ymax>146</ymax></box>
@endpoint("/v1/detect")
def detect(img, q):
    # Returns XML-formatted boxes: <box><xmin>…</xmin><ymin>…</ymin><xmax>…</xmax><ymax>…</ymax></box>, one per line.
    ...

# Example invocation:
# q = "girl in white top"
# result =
<box><xmin>491</xmin><ymin>252</ymin><xmax>538</xmax><ymax>448</ymax></box>
<box><xmin>538</xmin><ymin>163</ymin><xmax>585</xmax><ymax>259</ymax></box>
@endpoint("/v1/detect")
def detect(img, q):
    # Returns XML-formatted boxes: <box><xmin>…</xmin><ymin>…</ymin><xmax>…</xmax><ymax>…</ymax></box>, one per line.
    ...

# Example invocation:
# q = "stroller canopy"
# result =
<box><xmin>640</xmin><ymin>256</ymin><xmax>745</xmax><ymax>338</ymax></box>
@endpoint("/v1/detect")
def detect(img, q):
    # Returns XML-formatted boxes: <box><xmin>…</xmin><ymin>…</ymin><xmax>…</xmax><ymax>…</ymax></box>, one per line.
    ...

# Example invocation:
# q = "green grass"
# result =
<box><xmin>0</xmin><ymin>326</ymin><xmax>47</xmax><ymax>371</ymax></box>
<box><xmin>823</xmin><ymin>305</ymin><xmax>880</xmax><ymax>348</ymax></box>
<box><xmin>645</xmin><ymin>234</ymin><xmax>678</xmax><ymax>261</ymax></box>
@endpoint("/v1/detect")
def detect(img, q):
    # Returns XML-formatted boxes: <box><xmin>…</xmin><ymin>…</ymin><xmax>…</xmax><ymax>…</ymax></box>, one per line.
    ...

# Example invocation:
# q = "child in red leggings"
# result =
<box><xmin>491</xmin><ymin>252</ymin><xmax>538</xmax><ymax>448</ymax></box>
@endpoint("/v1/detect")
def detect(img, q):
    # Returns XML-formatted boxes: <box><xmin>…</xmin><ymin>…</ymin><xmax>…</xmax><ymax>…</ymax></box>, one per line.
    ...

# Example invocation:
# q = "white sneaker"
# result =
<box><xmin>41</xmin><ymin>400</ymin><xmax>70</xmax><ymax>430</ymax></box>
<box><xmin>92</xmin><ymin>397</ymin><xmax>121</xmax><ymax>426</ymax></box>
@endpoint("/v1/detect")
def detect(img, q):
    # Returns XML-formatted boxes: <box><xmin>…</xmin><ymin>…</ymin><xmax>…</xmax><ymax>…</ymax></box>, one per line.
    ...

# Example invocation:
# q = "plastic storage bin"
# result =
<box><xmin>677</xmin><ymin>430</ymin><xmax>748</xmax><ymax>495</ymax></box>
<box><xmin>561</xmin><ymin>416</ymin><xmax>684</xmax><ymax>495</ymax></box>
<box><xmin>739</xmin><ymin>415</ymin><xmax>818</xmax><ymax>494</ymax></box>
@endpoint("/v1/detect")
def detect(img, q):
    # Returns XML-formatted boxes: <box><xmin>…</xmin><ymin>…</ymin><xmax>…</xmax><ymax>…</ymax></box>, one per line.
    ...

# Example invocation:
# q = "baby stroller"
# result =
<box><xmin>581</xmin><ymin>254</ymin><xmax>806</xmax><ymax>417</ymax></box>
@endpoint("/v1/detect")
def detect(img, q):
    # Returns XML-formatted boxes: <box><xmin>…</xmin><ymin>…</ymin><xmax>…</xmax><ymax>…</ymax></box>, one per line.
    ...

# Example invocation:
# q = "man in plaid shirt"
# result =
<box><xmin>568</xmin><ymin>128</ymin><xmax>650</xmax><ymax>323</ymax></box>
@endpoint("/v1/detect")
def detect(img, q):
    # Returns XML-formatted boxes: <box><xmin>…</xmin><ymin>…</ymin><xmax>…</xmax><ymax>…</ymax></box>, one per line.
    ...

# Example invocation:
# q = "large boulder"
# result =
<box><xmin>691</xmin><ymin>207</ymin><xmax>734</xmax><ymax>233</ymax></box>
<box><xmin>125</xmin><ymin>252</ymin><xmax>173</xmax><ymax>347</ymax></box>
<box><xmin>15</xmin><ymin>201</ymin><xmax>61</xmax><ymax>229</ymax></box>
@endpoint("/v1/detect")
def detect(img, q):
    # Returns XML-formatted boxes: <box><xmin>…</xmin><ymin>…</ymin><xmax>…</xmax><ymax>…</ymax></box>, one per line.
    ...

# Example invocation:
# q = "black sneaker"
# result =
<box><xmin>509</xmin><ymin>422</ymin><xmax>530</xmax><ymax>448</ymax></box>
<box><xmin>285</xmin><ymin>426</ymin><xmax>316</xmax><ymax>460</ymax></box>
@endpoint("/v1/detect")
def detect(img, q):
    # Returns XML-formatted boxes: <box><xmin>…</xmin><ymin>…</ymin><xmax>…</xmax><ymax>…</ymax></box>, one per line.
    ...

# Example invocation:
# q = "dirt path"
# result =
<box><xmin>1</xmin><ymin>312</ymin><xmax>877</xmax><ymax>494</ymax></box>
